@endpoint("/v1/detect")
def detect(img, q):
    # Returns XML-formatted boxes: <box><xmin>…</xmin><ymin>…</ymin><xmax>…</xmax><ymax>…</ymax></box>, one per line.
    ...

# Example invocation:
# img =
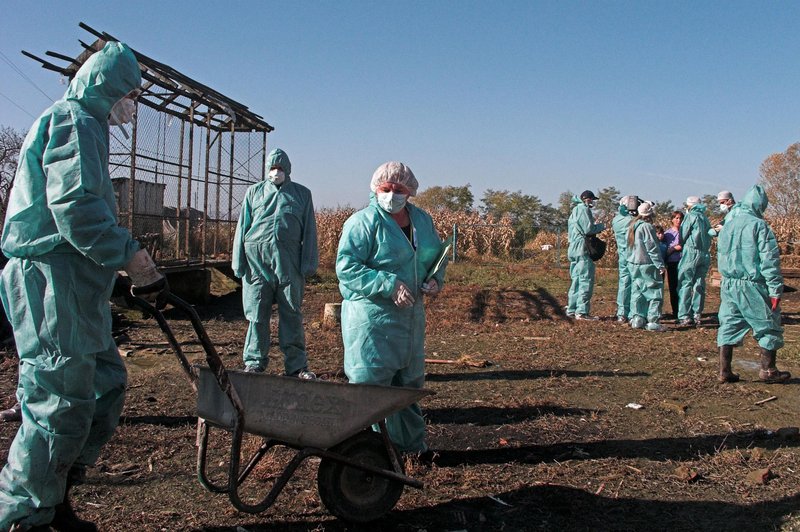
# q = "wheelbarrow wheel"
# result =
<box><xmin>318</xmin><ymin>430</ymin><xmax>404</xmax><ymax>522</ymax></box>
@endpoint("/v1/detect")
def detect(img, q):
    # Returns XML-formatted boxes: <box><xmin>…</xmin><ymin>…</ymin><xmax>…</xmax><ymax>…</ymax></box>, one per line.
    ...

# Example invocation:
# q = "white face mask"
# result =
<box><xmin>719</xmin><ymin>203</ymin><xmax>730</xmax><ymax>213</ymax></box>
<box><xmin>109</xmin><ymin>97</ymin><xmax>136</xmax><ymax>125</ymax></box>
<box><xmin>377</xmin><ymin>191</ymin><xmax>408</xmax><ymax>214</ymax></box>
<box><xmin>268</xmin><ymin>169</ymin><xmax>285</xmax><ymax>185</ymax></box>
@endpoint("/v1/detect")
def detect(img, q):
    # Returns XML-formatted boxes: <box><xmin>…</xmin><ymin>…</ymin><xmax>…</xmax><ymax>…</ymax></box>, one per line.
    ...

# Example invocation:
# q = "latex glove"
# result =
<box><xmin>421</xmin><ymin>279</ymin><xmax>440</xmax><ymax>296</ymax></box>
<box><xmin>714</xmin><ymin>224</ymin><xmax>723</xmax><ymax>233</ymax></box>
<box><xmin>659</xmin><ymin>268</ymin><xmax>666</xmax><ymax>277</ymax></box>
<box><xmin>770</xmin><ymin>297</ymin><xmax>780</xmax><ymax>312</ymax></box>
<box><xmin>391</xmin><ymin>281</ymin><xmax>415</xmax><ymax>308</ymax></box>
<box><xmin>124</xmin><ymin>249</ymin><xmax>169</xmax><ymax>308</ymax></box>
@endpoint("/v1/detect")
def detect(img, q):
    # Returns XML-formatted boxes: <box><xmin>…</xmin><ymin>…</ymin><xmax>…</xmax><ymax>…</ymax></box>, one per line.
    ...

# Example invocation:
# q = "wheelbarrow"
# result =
<box><xmin>130</xmin><ymin>293</ymin><xmax>432</xmax><ymax>522</ymax></box>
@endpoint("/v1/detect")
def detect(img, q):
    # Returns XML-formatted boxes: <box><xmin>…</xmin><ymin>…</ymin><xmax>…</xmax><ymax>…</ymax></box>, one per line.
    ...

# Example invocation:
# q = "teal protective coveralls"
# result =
<box><xmin>612</xmin><ymin>205</ymin><xmax>633</xmax><ymax>319</ymax></box>
<box><xmin>232</xmin><ymin>149</ymin><xmax>318</xmax><ymax>374</ymax></box>
<box><xmin>336</xmin><ymin>198</ymin><xmax>445</xmax><ymax>453</ymax></box>
<box><xmin>716</xmin><ymin>185</ymin><xmax>783</xmax><ymax>350</ymax></box>
<box><xmin>566</xmin><ymin>197</ymin><xmax>605</xmax><ymax>316</ymax></box>
<box><xmin>677</xmin><ymin>204</ymin><xmax>712</xmax><ymax>321</ymax></box>
<box><xmin>627</xmin><ymin>219</ymin><xmax>665</xmax><ymax>328</ymax></box>
<box><xmin>0</xmin><ymin>42</ymin><xmax>141</xmax><ymax>530</ymax></box>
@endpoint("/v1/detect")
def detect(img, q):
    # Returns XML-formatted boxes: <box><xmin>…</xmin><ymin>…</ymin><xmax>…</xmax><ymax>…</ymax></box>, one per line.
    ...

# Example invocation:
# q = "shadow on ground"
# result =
<box><xmin>469</xmin><ymin>288</ymin><xmax>570</xmax><ymax>322</ymax></box>
<box><xmin>198</xmin><ymin>484</ymin><xmax>800</xmax><ymax>531</ymax></box>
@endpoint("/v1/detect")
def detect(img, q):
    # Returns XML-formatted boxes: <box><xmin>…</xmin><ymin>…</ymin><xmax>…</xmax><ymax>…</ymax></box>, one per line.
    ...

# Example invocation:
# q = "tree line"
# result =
<box><xmin>414</xmin><ymin>141</ymin><xmax>800</xmax><ymax>244</ymax></box>
<box><xmin>1</xmin><ymin>123</ymin><xmax>799</xmax><ymax>242</ymax></box>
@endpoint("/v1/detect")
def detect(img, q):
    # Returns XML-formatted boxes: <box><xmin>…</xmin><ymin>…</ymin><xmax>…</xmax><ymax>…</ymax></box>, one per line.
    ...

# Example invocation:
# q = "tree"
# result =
<box><xmin>413</xmin><ymin>184</ymin><xmax>474</xmax><ymax>212</ymax></box>
<box><xmin>480</xmin><ymin>189</ymin><xmax>547</xmax><ymax>241</ymax></box>
<box><xmin>759</xmin><ymin>142</ymin><xmax>800</xmax><ymax>217</ymax></box>
<box><xmin>552</xmin><ymin>190</ymin><xmax>574</xmax><ymax>228</ymax></box>
<box><xmin>700</xmin><ymin>194</ymin><xmax>719</xmax><ymax>216</ymax></box>
<box><xmin>593</xmin><ymin>186</ymin><xmax>621</xmax><ymax>227</ymax></box>
<box><xmin>0</xmin><ymin>126</ymin><xmax>25</xmax><ymax>230</ymax></box>
<box><xmin>652</xmin><ymin>200</ymin><xmax>675</xmax><ymax>219</ymax></box>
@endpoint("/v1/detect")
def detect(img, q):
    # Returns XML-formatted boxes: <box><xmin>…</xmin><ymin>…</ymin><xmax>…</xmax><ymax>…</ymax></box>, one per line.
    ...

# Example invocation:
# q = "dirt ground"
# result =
<box><xmin>1</xmin><ymin>262</ymin><xmax>799</xmax><ymax>531</ymax></box>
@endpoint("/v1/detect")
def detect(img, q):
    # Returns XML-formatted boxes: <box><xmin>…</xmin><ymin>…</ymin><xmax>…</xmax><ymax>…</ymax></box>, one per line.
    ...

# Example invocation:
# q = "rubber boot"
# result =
<box><xmin>758</xmin><ymin>348</ymin><xmax>791</xmax><ymax>384</ymax></box>
<box><xmin>0</xmin><ymin>402</ymin><xmax>21</xmax><ymax>423</ymax></box>
<box><xmin>718</xmin><ymin>345</ymin><xmax>739</xmax><ymax>383</ymax></box>
<box><xmin>50</xmin><ymin>466</ymin><xmax>97</xmax><ymax>532</ymax></box>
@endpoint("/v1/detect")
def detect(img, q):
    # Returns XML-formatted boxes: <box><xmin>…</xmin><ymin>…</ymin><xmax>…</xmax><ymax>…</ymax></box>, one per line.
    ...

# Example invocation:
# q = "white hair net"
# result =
<box><xmin>717</xmin><ymin>190</ymin><xmax>734</xmax><ymax>201</ymax></box>
<box><xmin>370</xmin><ymin>161</ymin><xmax>419</xmax><ymax>196</ymax></box>
<box><xmin>637</xmin><ymin>201</ymin><xmax>654</xmax><ymax>217</ymax></box>
<box><xmin>686</xmin><ymin>196</ymin><xmax>700</xmax><ymax>207</ymax></box>
<box><xmin>620</xmin><ymin>195</ymin><xmax>639</xmax><ymax>211</ymax></box>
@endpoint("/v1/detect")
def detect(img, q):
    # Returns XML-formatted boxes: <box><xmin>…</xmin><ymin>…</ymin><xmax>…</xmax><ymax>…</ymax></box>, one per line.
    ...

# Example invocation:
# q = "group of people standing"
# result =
<box><xmin>612</xmin><ymin>193</ymin><xmax>713</xmax><ymax>330</ymax></box>
<box><xmin>567</xmin><ymin>186</ymin><xmax>791</xmax><ymax>385</ymax></box>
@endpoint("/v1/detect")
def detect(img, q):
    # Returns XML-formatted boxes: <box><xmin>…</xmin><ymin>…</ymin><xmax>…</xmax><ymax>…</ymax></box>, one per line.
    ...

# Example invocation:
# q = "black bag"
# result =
<box><xmin>585</xmin><ymin>234</ymin><xmax>606</xmax><ymax>261</ymax></box>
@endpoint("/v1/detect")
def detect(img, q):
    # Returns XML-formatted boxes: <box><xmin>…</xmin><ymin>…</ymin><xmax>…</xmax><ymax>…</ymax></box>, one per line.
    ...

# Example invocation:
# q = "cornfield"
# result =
<box><xmin>315</xmin><ymin>207</ymin><xmax>516</xmax><ymax>267</ymax></box>
<box><xmin>314</xmin><ymin>210</ymin><xmax>800</xmax><ymax>268</ymax></box>
<box><xmin>769</xmin><ymin>215</ymin><xmax>800</xmax><ymax>268</ymax></box>
<box><xmin>316</xmin><ymin>207</ymin><xmax>356</xmax><ymax>268</ymax></box>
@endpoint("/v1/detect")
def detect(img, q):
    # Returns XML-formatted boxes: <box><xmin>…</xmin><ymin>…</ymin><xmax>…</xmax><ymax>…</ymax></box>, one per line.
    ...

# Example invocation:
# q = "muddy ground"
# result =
<box><xmin>1</xmin><ymin>262</ymin><xmax>799</xmax><ymax>531</ymax></box>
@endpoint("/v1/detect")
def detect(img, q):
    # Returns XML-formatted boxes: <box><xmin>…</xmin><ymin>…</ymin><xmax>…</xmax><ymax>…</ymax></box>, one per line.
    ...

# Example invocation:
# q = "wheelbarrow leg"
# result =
<box><xmin>229</xmin><ymin>447</ymin><xmax>316</xmax><ymax>514</ymax></box>
<box><xmin>378</xmin><ymin>420</ymin><xmax>405</xmax><ymax>475</ymax></box>
<box><xmin>236</xmin><ymin>438</ymin><xmax>283</xmax><ymax>486</ymax></box>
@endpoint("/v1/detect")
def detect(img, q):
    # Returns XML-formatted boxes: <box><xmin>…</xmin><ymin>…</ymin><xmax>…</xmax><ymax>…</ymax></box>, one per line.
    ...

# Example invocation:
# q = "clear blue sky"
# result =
<box><xmin>2</xmin><ymin>1</ymin><xmax>799</xmax><ymax>210</ymax></box>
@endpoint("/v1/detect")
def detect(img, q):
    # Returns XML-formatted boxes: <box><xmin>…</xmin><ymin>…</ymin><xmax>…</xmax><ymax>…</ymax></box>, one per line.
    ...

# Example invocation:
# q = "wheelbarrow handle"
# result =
<box><xmin>127</xmin><ymin>294</ymin><xmax>246</xmax><ymax>426</ymax></box>
<box><xmin>126</xmin><ymin>294</ymin><xmax>197</xmax><ymax>391</ymax></box>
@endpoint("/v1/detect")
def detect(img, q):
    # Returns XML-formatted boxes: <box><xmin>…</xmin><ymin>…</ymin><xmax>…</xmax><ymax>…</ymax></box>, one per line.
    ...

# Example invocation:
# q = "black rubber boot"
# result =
<box><xmin>758</xmin><ymin>348</ymin><xmax>791</xmax><ymax>384</ymax></box>
<box><xmin>718</xmin><ymin>345</ymin><xmax>739</xmax><ymax>383</ymax></box>
<box><xmin>0</xmin><ymin>402</ymin><xmax>21</xmax><ymax>423</ymax></box>
<box><xmin>50</xmin><ymin>466</ymin><xmax>97</xmax><ymax>532</ymax></box>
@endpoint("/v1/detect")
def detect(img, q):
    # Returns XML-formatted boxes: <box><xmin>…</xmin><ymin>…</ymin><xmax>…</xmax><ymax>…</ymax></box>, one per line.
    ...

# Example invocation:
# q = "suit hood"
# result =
<box><xmin>65</xmin><ymin>41</ymin><xmax>141</xmax><ymax>121</ymax></box>
<box><xmin>740</xmin><ymin>185</ymin><xmax>769</xmax><ymax>218</ymax></box>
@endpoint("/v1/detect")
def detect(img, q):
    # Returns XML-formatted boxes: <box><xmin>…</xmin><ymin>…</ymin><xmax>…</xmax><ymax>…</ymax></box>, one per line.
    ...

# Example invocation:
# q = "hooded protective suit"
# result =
<box><xmin>232</xmin><ymin>148</ymin><xmax>318</xmax><ymax>374</ymax></box>
<box><xmin>336</xmin><ymin>197</ymin><xmax>445</xmax><ymax>453</ymax></box>
<box><xmin>717</xmin><ymin>185</ymin><xmax>783</xmax><ymax>349</ymax></box>
<box><xmin>627</xmin><ymin>219</ymin><xmax>665</xmax><ymax>327</ymax></box>
<box><xmin>612</xmin><ymin>205</ymin><xmax>633</xmax><ymax>319</ymax></box>
<box><xmin>0</xmin><ymin>42</ymin><xmax>141</xmax><ymax>529</ymax></box>
<box><xmin>677</xmin><ymin>203</ymin><xmax>712</xmax><ymax>321</ymax></box>
<box><xmin>566</xmin><ymin>196</ymin><xmax>605</xmax><ymax>316</ymax></box>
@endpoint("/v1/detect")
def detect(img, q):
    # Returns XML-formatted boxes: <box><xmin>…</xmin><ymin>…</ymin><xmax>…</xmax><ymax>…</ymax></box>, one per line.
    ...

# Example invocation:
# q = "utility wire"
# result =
<box><xmin>0</xmin><ymin>49</ymin><xmax>55</xmax><ymax>103</ymax></box>
<box><xmin>0</xmin><ymin>89</ymin><xmax>36</xmax><ymax>119</ymax></box>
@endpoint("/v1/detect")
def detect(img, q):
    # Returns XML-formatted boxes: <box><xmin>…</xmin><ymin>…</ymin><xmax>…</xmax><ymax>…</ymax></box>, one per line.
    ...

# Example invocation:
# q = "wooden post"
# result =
<box><xmin>322</xmin><ymin>303</ymin><xmax>342</xmax><ymax>329</ymax></box>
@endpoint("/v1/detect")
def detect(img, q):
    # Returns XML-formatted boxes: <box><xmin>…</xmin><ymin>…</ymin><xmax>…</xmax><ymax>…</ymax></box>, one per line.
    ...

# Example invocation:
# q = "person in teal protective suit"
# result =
<box><xmin>0</xmin><ymin>41</ymin><xmax>167</xmax><ymax>532</ymax></box>
<box><xmin>566</xmin><ymin>190</ymin><xmax>605</xmax><ymax>320</ymax></box>
<box><xmin>626</xmin><ymin>202</ymin><xmax>667</xmax><ymax>332</ymax></box>
<box><xmin>677</xmin><ymin>196</ymin><xmax>712</xmax><ymax>325</ymax></box>
<box><xmin>612</xmin><ymin>195</ymin><xmax>640</xmax><ymax>323</ymax></box>
<box><xmin>336</xmin><ymin>162</ymin><xmax>446</xmax><ymax>454</ymax></box>
<box><xmin>232</xmin><ymin>148</ymin><xmax>318</xmax><ymax>377</ymax></box>
<box><xmin>708</xmin><ymin>190</ymin><xmax>737</xmax><ymax>238</ymax></box>
<box><xmin>716</xmin><ymin>185</ymin><xmax>791</xmax><ymax>384</ymax></box>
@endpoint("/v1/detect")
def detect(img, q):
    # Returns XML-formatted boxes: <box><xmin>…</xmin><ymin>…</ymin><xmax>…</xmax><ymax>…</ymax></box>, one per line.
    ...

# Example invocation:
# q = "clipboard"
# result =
<box><xmin>425</xmin><ymin>235</ymin><xmax>453</xmax><ymax>282</ymax></box>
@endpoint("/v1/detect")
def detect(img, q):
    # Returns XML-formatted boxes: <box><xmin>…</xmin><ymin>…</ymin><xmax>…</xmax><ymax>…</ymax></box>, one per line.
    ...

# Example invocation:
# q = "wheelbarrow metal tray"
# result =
<box><xmin>196</xmin><ymin>366</ymin><xmax>432</xmax><ymax>450</ymax></box>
